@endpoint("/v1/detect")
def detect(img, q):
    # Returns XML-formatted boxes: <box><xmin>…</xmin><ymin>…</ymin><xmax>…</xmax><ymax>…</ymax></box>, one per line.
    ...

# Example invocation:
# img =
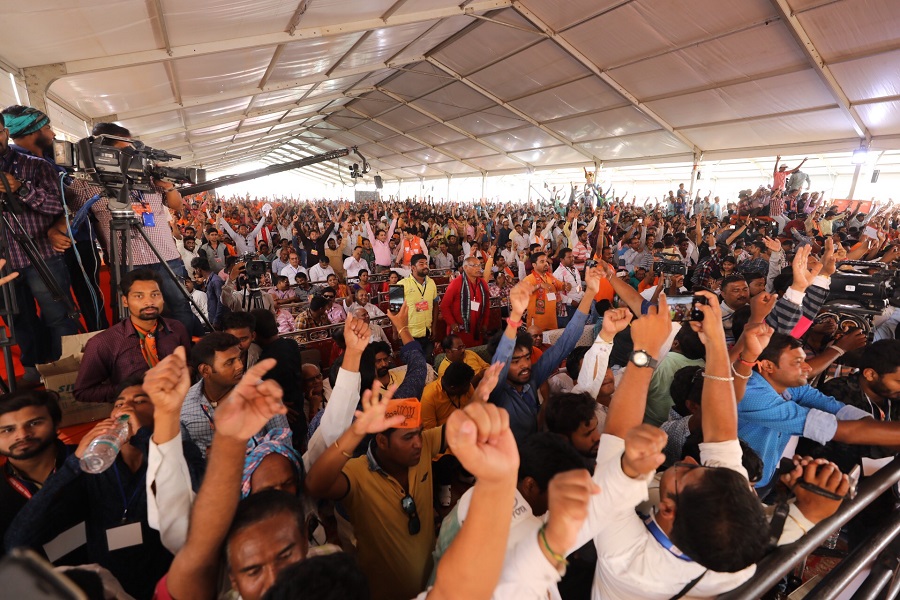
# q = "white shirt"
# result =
<box><xmin>308</xmin><ymin>264</ymin><xmax>335</xmax><ymax>284</ymax></box>
<box><xmin>190</xmin><ymin>289</ymin><xmax>208</xmax><ymax>321</ymax></box>
<box><xmin>501</xmin><ymin>247</ymin><xmax>518</xmax><ymax>267</ymax></box>
<box><xmin>343</xmin><ymin>256</ymin><xmax>369</xmax><ymax>280</ymax></box>
<box><xmin>176</xmin><ymin>239</ymin><xmax>199</xmax><ymax>279</ymax></box>
<box><xmin>348</xmin><ymin>301</ymin><xmax>385</xmax><ymax>319</ymax></box>
<box><xmin>553</xmin><ymin>264</ymin><xmax>583</xmax><ymax>304</ymax></box>
<box><xmin>280</xmin><ymin>263</ymin><xmax>307</xmax><ymax>281</ymax></box>
<box><xmin>369</xmin><ymin>322</ymin><xmax>391</xmax><ymax>345</ymax></box>
<box><xmin>511</xmin><ymin>231</ymin><xmax>529</xmax><ymax>253</ymax></box>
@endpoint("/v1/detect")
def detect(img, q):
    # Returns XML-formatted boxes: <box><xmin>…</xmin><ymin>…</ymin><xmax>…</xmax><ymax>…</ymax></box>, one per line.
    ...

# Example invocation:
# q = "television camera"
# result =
<box><xmin>652</xmin><ymin>254</ymin><xmax>688</xmax><ymax>276</ymax></box>
<box><xmin>820</xmin><ymin>259</ymin><xmax>900</xmax><ymax>340</ymax></box>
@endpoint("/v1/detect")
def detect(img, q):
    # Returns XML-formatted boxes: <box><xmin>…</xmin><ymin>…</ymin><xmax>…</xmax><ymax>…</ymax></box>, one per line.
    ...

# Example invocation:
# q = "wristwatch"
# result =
<box><xmin>629</xmin><ymin>350</ymin><xmax>658</xmax><ymax>369</ymax></box>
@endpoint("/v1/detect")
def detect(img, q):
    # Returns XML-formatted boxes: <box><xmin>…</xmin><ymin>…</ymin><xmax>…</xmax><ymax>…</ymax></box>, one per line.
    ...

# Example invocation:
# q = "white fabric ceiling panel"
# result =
<box><xmin>355</xmin><ymin>144</ymin><xmax>392</xmax><ymax>159</ymax></box>
<box><xmin>376</xmin><ymin>106</ymin><xmax>437</xmax><ymax>131</ymax></box>
<box><xmin>297</xmin><ymin>0</ymin><xmax>399</xmax><ymax>29</ymax></box>
<box><xmin>387</xmin><ymin>16</ymin><xmax>473</xmax><ymax>65</ymax></box>
<box><xmin>192</xmin><ymin>136</ymin><xmax>236</xmax><ymax>148</ymax></box>
<box><xmin>435</xmin><ymin>139</ymin><xmax>495</xmax><ymax>160</ymax></box>
<box><xmin>161</xmin><ymin>0</ymin><xmax>297</xmax><ymax>46</ymax></box>
<box><xmin>549</xmin><ymin>107</ymin><xmax>661</xmax><ymax>143</ymax></box>
<box><xmin>404</xmin><ymin>148</ymin><xmax>458</xmax><ymax>164</ymax></box>
<box><xmin>796</xmin><ymin>0</ymin><xmax>900</xmax><ymax>62</ymax></box>
<box><xmin>431</xmin><ymin>10</ymin><xmax>542</xmax><ymax>76</ymax></box>
<box><xmin>286</xmin><ymin>102</ymin><xmax>339</xmax><ymax>118</ymax></box>
<box><xmin>855</xmin><ymin>102</ymin><xmax>900</xmax><ymax>137</ymax></box>
<box><xmin>379</xmin><ymin>154</ymin><xmax>424</xmax><ymax>169</ymax></box>
<box><xmin>510</xmin><ymin>77</ymin><xmax>626</xmax><ymax>122</ymax></box>
<box><xmin>380</xmin><ymin>169</ymin><xmax>411</xmax><ymax>179</ymax></box>
<box><xmin>410</xmin><ymin>124</ymin><xmax>467</xmax><ymax>146</ymax></box>
<box><xmin>3</xmin><ymin>1</ymin><xmax>157</xmax><ymax>67</ymax></box>
<box><xmin>480</xmin><ymin>126</ymin><xmax>562</xmax><ymax>153</ymax></box>
<box><xmin>252</xmin><ymin>87</ymin><xmax>317</xmax><ymax>109</ymax></box>
<box><xmin>645</xmin><ymin>69</ymin><xmax>837</xmax><ymax>128</ymax></box>
<box><xmin>191</xmin><ymin>121</ymin><xmax>242</xmax><ymax>136</ymax></box>
<box><xmin>579</xmin><ymin>131</ymin><xmax>691</xmax><ymax>160</ymax></box>
<box><xmin>379</xmin><ymin>66</ymin><xmax>452</xmax><ymax>101</ymax></box>
<box><xmin>49</xmin><ymin>64</ymin><xmax>174</xmax><ymax>117</ymax></box>
<box><xmin>377</xmin><ymin>136</ymin><xmax>426</xmax><ymax>154</ymax></box>
<box><xmin>348</xmin><ymin>92</ymin><xmax>399</xmax><ymax>118</ymax></box>
<box><xmin>429</xmin><ymin>161</ymin><xmax>481</xmax><ymax>174</ymax></box>
<box><xmin>118</xmin><ymin>112</ymin><xmax>185</xmax><ymax>136</ymax></box>
<box><xmin>468</xmin><ymin>154</ymin><xmax>529</xmax><ymax>171</ymax></box>
<box><xmin>338</xmin><ymin>22</ymin><xmax>437</xmax><ymax>71</ymax></box>
<box><xmin>683</xmin><ymin>108</ymin><xmax>858</xmax><ymax>150</ymax></box>
<box><xmin>233</xmin><ymin>130</ymin><xmax>267</xmax><ymax>141</ymax></box>
<box><xmin>517</xmin><ymin>0</ymin><xmax>623</xmax><ymax>32</ymax></box>
<box><xmin>468</xmin><ymin>40</ymin><xmax>589</xmax><ymax>102</ymax></box>
<box><xmin>327</xmin><ymin>132</ymin><xmax>373</xmax><ymax>148</ymax></box>
<box><xmin>266</xmin><ymin>33</ymin><xmax>367</xmax><ymax>85</ymax></box>
<box><xmin>448</xmin><ymin>108</ymin><xmax>525</xmax><ymax>136</ymax></box>
<box><xmin>511</xmin><ymin>145</ymin><xmax>591</xmax><ymax>167</ymax></box>
<box><xmin>830</xmin><ymin>50</ymin><xmax>900</xmax><ymax>103</ymax></box>
<box><xmin>342</xmin><ymin>69</ymin><xmax>397</xmax><ymax>92</ymax></box>
<box><xmin>562</xmin><ymin>0</ymin><xmax>777</xmax><ymax>70</ymax></box>
<box><xmin>414</xmin><ymin>82</ymin><xmax>495</xmax><ymax>120</ymax></box>
<box><xmin>351</xmin><ymin>120</ymin><xmax>398</xmax><ymax>140</ymax></box>
<box><xmin>182</xmin><ymin>98</ymin><xmax>252</xmax><ymax>125</ymax></box>
<box><xmin>240</xmin><ymin>112</ymin><xmax>286</xmax><ymax>128</ymax></box>
<box><xmin>148</xmin><ymin>132</ymin><xmax>189</xmax><ymax>146</ymax></box>
<box><xmin>608</xmin><ymin>21</ymin><xmax>807</xmax><ymax>100</ymax></box>
<box><xmin>326</xmin><ymin>114</ymin><xmax>368</xmax><ymax>130</ymax></box>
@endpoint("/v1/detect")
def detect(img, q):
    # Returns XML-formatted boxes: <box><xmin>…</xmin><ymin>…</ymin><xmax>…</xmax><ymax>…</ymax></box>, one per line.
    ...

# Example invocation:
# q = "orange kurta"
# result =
<box><xmin>523</xmin><ymin>271</ymin><xmax>565</xmax><ymax>331</ymax></box>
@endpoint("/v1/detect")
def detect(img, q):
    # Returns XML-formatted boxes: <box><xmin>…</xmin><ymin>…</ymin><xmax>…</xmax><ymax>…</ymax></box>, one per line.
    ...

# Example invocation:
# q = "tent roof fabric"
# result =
<box><xmin>4</xmin><ymin>0</ymin><xmax>900</xmax><ymax>182</ymax></box>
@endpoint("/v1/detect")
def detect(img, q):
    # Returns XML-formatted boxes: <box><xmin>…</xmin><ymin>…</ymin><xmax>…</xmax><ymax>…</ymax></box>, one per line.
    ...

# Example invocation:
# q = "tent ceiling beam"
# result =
<box><xmin>510</xmin><ymin>2</ymin><xmax>701</xmax><ymax>155</ymax></box>
<box><xmin>343</xmin><ymin>105</ymin><xmax>485</xmax><ymax>174</ymax></box>
<box><xmin>768</xmin><ymin>0</ymin><xmax>870</xmax><ymax>141</ymax></box>
<box><xmin>286</xmin><ymin>0</ymin><xmax>313</xmax><ymax>35</ymax></box>
<box><xmin>425</xmin><ymin>56</ymin><xmax>605</xmax><ymax>165</ymax></box>
<box><xmin>48</xmin><ymin>0</ymin><xmax>512</xmax><ymax>76</ymax></box>
<box><xmin>148</xmin><ymin>0</ymin><xmax>174</xmax><ymax>56</ymax></box>
<box><xmin>375</xmin><ymin>87</ymin><xmax>532</xmax><ymax>168</ymax></box>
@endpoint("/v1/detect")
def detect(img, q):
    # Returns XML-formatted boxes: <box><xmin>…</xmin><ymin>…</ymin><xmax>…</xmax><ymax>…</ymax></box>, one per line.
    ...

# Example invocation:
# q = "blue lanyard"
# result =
<box><xmin>112</xmin><ymin>463</ymin><xmax>142</xmax><ymax>524</ymax></box>
<box><xmin>639</xmin><ymin>512</ymin><xmax>694</xmax><ymax>562</ymax></box>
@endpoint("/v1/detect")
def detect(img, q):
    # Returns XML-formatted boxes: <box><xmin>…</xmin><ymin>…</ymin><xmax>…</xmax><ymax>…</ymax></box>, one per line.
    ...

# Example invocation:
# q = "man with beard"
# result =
<box><xmin>543</xmin><ymin>392</ymin><xmax>602</xmax><ymax>461</ymax></box>
<box><xmin>75</xmin><ymin>270</ymin><xmax>190</xmax><ymax>403</ymax></box>
<box><xmin>0</xmin><ymin>390</ymin><xmax>78</xmax><ymax>552</ymax></box>
<box><xmin>400</xmin><ymin>253</ymin><xmax>439</xmax><ymax>357</ymax></box>
<box><xmin>181</xmin><ymin>332</ymin><xmax>289</xmax><ymax>459</ymax></box>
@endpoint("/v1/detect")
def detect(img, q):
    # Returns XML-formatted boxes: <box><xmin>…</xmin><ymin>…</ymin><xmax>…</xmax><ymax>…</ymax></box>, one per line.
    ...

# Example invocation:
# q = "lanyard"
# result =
<box><xmin>112</xmin><ymin>463</ymin><xmax>142</xmax><ymax>524</ymax></box>
<box><xmin>4</xmin><ymin>470</ymin><xmax>35</xmax><ymax>500</ymax></box>
<box><xmin>640</xmin><ymin>512</ymin><xmax>694</xmax><ymax>562</ymax></box>
<box><xmin>865</xmin><ymin>393</ymin><xmax>890</xmax><ymax>422</ymax></box>
<box><xmin>200</xmin><ymin>403</ymin><xmax>216</xmax><ymax>430</ymax></box>
<box><xmin>412</xmin><ymin>277</ymin><xmax>429</xmax><ymax>299</ymax></box>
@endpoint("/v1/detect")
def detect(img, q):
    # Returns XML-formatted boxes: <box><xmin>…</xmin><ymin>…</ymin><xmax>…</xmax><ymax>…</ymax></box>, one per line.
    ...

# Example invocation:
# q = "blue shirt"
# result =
<box><xmin>489</xmin><ymin>309</ymin><xmax>588</xmax><ymax>444</ymax></box>
<box><xmin>738</xmin><ymin>372</ymin><xmax>866</xmax><ymax>487</ymax></box>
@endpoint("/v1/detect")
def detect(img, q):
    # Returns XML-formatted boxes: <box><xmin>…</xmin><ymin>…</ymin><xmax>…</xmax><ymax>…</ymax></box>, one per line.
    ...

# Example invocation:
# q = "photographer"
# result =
<box><xmin>64</xmin><ymin>123</ymin><xmax>196</xmax><ymax>334</ymax></box>
<box><xmin>0</xmin><ymin>114</ymin><xmax>80</xmax><ymax>386</ymax></box>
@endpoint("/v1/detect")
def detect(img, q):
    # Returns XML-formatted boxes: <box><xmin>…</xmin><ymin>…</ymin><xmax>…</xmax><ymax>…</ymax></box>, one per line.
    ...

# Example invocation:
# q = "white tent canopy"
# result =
<box><xmin>3</xmin><ymin>0</ymin><xmax>900</xmax><ymax>187</ymax></box>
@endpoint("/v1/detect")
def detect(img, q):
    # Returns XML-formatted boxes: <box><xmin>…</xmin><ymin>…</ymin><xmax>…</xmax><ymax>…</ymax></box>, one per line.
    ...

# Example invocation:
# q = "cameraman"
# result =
<box><xmin>0</xmin><ymin>114</ymin><xmax>80</xmax><ymax>385</ymax></box>
<box><xmin>62</xmin><ymin>123</ymin><xmax>196</xmax><ymax>334</ymax></box>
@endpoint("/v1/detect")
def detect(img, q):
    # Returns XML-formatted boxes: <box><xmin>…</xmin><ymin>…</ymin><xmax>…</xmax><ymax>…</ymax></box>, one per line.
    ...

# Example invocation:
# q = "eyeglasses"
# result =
<box><xmin>303</xmin><ymin>372</ymin><xmax>324</xmax><ymax>383</ymax></box>
<box><xmin>400</xmin><ymin>494</ymin><xmax>421</xmax><ymax>535</ymax></box>
<box><xmin>323</xmin><ymin>294</ymin><xmax>335</xmax><ymax>299</ymax></box>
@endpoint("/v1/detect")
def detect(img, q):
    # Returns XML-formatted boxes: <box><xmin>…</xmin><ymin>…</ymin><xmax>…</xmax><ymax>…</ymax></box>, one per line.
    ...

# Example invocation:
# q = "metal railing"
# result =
<box><xmin>719</xmin><ymin>457</ymin><xmax>900</xmax><ymax>599</ymax></box>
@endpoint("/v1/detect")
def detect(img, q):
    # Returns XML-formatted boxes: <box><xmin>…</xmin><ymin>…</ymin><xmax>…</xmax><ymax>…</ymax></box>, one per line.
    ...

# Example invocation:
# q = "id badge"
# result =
<box><xmin>107</xmin><ymin>522</ymin><xmax>143</xmax><ymax>551</ymax></box>
<box><xmin>535</xmin><ymin>299</ymin><xmax>546</xmax><ymax>315</ymax></box>
<box><xmin>546</xmin><ymin>292</ymin><xmax>556</xmax><ymax>302</ymax></box>
<box><xmin>470</xmin><ymin>300</ymin><xmax>481</xmax><ymax>311</ymax></box>
<box><xmin>415</xmin><ymin>300</ymin><xmax>429</xmax><ymax>312</ymax></box>
<box><xmin>142</xmin><ymin>212</ymin><xmax>156</xmax><ymax>227</ymax></box>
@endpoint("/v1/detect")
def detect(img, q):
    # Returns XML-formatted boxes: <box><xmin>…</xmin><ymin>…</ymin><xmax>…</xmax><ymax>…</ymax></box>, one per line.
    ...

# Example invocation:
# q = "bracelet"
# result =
<box><xmin>731</xmin><ymin>363</ymin><xmax>752</xmax><ymax>380</ymax></box>
<box><xmin>538</xmin><ymin>525</ymin><xmax>568</xmax><ymax>567</ymax></box>
<box><xmin>701</xmin><ymin>372</ymin><xmax>734</xmax><ymax>382</ymax></box>
<box><xmin>333</xmin><ymin>440</ymin><xmax>353</xmax><ymax>459</ymax></box>
<box><xmin>737</xmin><ymin>354</ymin><xmax>757</xmax><ymax>367</ymax></box>
<box><xmin>828</xmin><ymin>345</ymin><xmax>846</xmax><ymax>357</ymax></box>
<box><xmin>398</xmin><ymin>326</ymin><xmax>410</xmax><ymax>334</ymax></box>
<box><xmin>506</xmin><ymin>317</ymin><xmax>523</xmax><ymax>329</ymax></box>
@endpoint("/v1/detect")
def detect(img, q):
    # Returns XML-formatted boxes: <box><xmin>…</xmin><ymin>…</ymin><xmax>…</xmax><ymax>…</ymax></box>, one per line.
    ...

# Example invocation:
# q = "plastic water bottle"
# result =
<box><xmin>80</xmin><ymin>415</ymin><xmax>131</xmax><ymax>474</ymax></box>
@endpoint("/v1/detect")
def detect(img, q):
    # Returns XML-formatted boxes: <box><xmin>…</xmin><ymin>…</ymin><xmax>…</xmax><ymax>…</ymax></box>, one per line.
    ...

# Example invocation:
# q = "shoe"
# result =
<box><xmin>439</xmin><ymin>485</ymin><xmax>452</xmax><ymax>508</ymax></box>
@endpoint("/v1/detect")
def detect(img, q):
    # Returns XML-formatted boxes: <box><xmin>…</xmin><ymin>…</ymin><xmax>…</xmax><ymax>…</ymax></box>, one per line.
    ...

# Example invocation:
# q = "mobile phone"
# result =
<box><xmin>585</xmin><ymin>259</ymin><xmax>598</xmax><ymax>268</ymax></box>
<box><xmin>667</xmin><ymin>295</ymin><xmax>707</xmax><ymax>322</ymax></box>
<box><xmin>388</xmin><ymin>285</ymin><xmax>405</xmax><ymax>314</ymax></box>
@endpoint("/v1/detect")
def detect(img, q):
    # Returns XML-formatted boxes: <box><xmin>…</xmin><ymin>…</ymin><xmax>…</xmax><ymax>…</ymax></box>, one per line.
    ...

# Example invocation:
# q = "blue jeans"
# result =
<box><xmin>136</xmin><ymin>259</ymin><xmax>198</xmax><ymax>334</ymax></box>
<box><xmin>12</xmin><ymin>255</ymin><xmax>80</xmax><ymax>367</ymax></box>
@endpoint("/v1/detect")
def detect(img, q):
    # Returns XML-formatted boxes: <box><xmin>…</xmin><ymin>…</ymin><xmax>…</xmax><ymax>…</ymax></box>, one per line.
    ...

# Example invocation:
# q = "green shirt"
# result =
<box><xmin>644</xmin><ymin>353</ymin><xmax>705</xmax><ymax>427</ymax></box>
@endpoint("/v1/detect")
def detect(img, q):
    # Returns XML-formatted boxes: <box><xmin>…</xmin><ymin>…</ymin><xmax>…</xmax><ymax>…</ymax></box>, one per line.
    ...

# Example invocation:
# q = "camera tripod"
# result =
<box><xmin>0</xmin><ymin>178</ymin><xmax>85</xmax><ymax>393</ymax></box>
<box><xmin>107</xmin><ymin>205</ymin><xmax>214</xmax><ymax>331</ymax></box>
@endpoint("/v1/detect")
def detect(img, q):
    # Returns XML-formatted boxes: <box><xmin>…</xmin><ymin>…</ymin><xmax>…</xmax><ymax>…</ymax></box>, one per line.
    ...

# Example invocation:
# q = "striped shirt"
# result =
<box><xmin>0</xmin><ymin>147</ymin><xmax>66</xmax><ymax>268</ymax></box>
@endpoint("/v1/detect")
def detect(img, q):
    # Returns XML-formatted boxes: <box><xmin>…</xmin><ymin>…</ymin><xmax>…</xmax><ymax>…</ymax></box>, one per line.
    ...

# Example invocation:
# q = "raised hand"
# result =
<box><xmin>508</xmin><ymin>280</ymin><xmax>535</xmax><ymax>318</ymax></box>
<box><xmin>472</xmin><ymin>362</ymin><xmax>505</xmax><ymax>403</ymax></box>
<box><xmin>584</xmin><ymin>266</ymin><xmax>602</xmax><ymax>296</ymax></box>
<box><xmin>445</xmin><ymin>402</ymin><xmax>518</xmax><ymax>485</ymax></box>
<box><xmin>351</xmin><ymin>382</ymin><xmax>406</xmax><ymax>435</ymax></box>
<box><xmin>75</xmin><ymin>418</ymin><xmax>117</xmax><ymax>459</ymax></box>
<box><xmin>621</xmin><ymin>424</ymin><xmax>667</xmax><ymax>478</ymax></box>
<box><xmin>821</xmin><ymin>237</ymin><xmax>837</xmax><ymax>276</ymax></box>
<box><xmin>215</xmin><ymin>358</ymin><xmax>286</xmax><ymax>441</ymax></box>
<box><xmin>343</xmin><ymin>312</ymin><xmax>371</xmax><ymax>355</ymax></box>
<box><xmin>833</xmin><ymin>328</ymin><xmax>867</xmax><ymax>353</ymax></box>
<box><xmin>741</xmin><ymin>322</ymin><xmax>774</xmax><ymax>361</ymax></box>
<box><xmin>688</xmin><ymin>290</ymin><xmax>727</xmax><ymax>347</ymax></box>
<box><xmin>542</xmin><ymin>470</ymin><xmax>600</xmax><ymax>555</ymax></box>
<box><xmin>629</xmin><ymin>293</ymin><xmax>672</xmax><ymax>357</ymax></box>
<box><xmin>386</xmin><ymin>300</ymin><xmax>410</xmax><ymax>331</ymax></box>
<box><xmin>781</xmin><ymin>456</ymin><xmax>850</xmax><ymax>523</ymax></box>
<box><xmin>749</xmin><ymin>291</ymin><xmax>778</xmax><ymax>323</ymax></box>
<box><xmin>762</xmin><ymin>236</ymin><xmax>782</xmax><ymax>253</ymax></box>
<box><xmin>790</xmin><ymin>245</ymin><xmax>821</xmax><ymax>292</ymax></box>
<box><xmin>143</xmin><ymin>346</ymin><xmax>192</xmax><ymax>415</ymax></box>
<box><xmin>600</xmin><ymin>307</ymin><xmax>633</xmax><ymax>342</ymax></box>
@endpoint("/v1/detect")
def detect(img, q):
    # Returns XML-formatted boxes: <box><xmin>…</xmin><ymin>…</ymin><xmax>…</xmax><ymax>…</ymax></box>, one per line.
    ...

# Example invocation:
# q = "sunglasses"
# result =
<box><xmin>401</xmin><ymin>494</ymin><xmax>421</xmax><ymax>535</ymax></box>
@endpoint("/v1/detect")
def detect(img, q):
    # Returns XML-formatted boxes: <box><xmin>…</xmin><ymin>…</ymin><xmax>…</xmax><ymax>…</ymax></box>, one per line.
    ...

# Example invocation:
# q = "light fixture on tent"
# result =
<box><xmin>851</xmin><ymin>142</ymin><xmax>869</xmax><ymax>165</ymax></box>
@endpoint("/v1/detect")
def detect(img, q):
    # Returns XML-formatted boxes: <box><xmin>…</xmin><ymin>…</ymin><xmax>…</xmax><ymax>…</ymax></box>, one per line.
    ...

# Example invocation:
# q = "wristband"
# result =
<box><xmin>506</xmin><ymin>317</ymin><xmax>522</xmax><ymax>329</ymax></box>
<box><xmin>539</xmin><ymin>525</ymin><xmax>568</xmax><ymax>570</ymax></box>
<box><xmin>737</xmin><ymin>354</ymin><xmax>757</xmax><ymax>367</ymax></box>
<box><xmin>731</xmin><ymin>363</ymin><xmax>751</xmax><ymax>380</ymax></box>
<box><xmin>702</xmin><ymin>372</ymin><xmax>734</xmax><ymax>382</ymax></box>
<box><xmin>827</xmin><ymin>345</ymin><xmax>845</xmax><ymax>357</ymax></box>
<box><xmin>333</xmin><ymin>440</ymin><xmax>353</xmax><ymax>459</ymax></box>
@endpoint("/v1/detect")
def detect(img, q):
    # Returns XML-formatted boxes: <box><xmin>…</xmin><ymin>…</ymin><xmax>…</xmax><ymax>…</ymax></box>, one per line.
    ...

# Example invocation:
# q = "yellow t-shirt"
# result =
<box><xmin>421</xmin><ymin>379</ymin><xmax>475</xmax><ymax>429</ymax></box>
<box><xmin>341</xmin><ymin>427</ymin><xmax>444</xmax><ymax>600</ymax></box>
<box><xmin>401</xmin><ymin>276</ymin><xmax>438</xmax><ymax>338</ymax></box>
<box><xmin>436</xmin><ymin>350</ymin><xmax>489</xmax><ymax>379</ymax></box>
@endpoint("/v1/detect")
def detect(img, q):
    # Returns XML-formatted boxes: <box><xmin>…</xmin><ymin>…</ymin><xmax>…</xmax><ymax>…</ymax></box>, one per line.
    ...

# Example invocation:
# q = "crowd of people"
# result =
<box><xmin>3</xmin><ymin>104</ymin><xmax>900</xmax><ymax>599</ymax></box>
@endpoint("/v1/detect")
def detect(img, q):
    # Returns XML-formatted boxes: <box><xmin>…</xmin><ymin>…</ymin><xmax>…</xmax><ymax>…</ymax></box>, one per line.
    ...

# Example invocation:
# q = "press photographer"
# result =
<box><xmin>59</xmin><ymin>122</ymin><xmax>199</xmax><ymax>334</ymax></box>
<box><xmin>0</xmin><ymin>113</ymin><xmax>80</xmax><ymax>387</ymax></box>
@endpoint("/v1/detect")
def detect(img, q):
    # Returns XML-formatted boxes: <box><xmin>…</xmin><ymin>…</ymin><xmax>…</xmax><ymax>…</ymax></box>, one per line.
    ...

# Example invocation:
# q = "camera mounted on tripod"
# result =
<box><xmin>829</xmin><ymin>260</ymin><xmax>900</xmax><ymax>311</ymax></box>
